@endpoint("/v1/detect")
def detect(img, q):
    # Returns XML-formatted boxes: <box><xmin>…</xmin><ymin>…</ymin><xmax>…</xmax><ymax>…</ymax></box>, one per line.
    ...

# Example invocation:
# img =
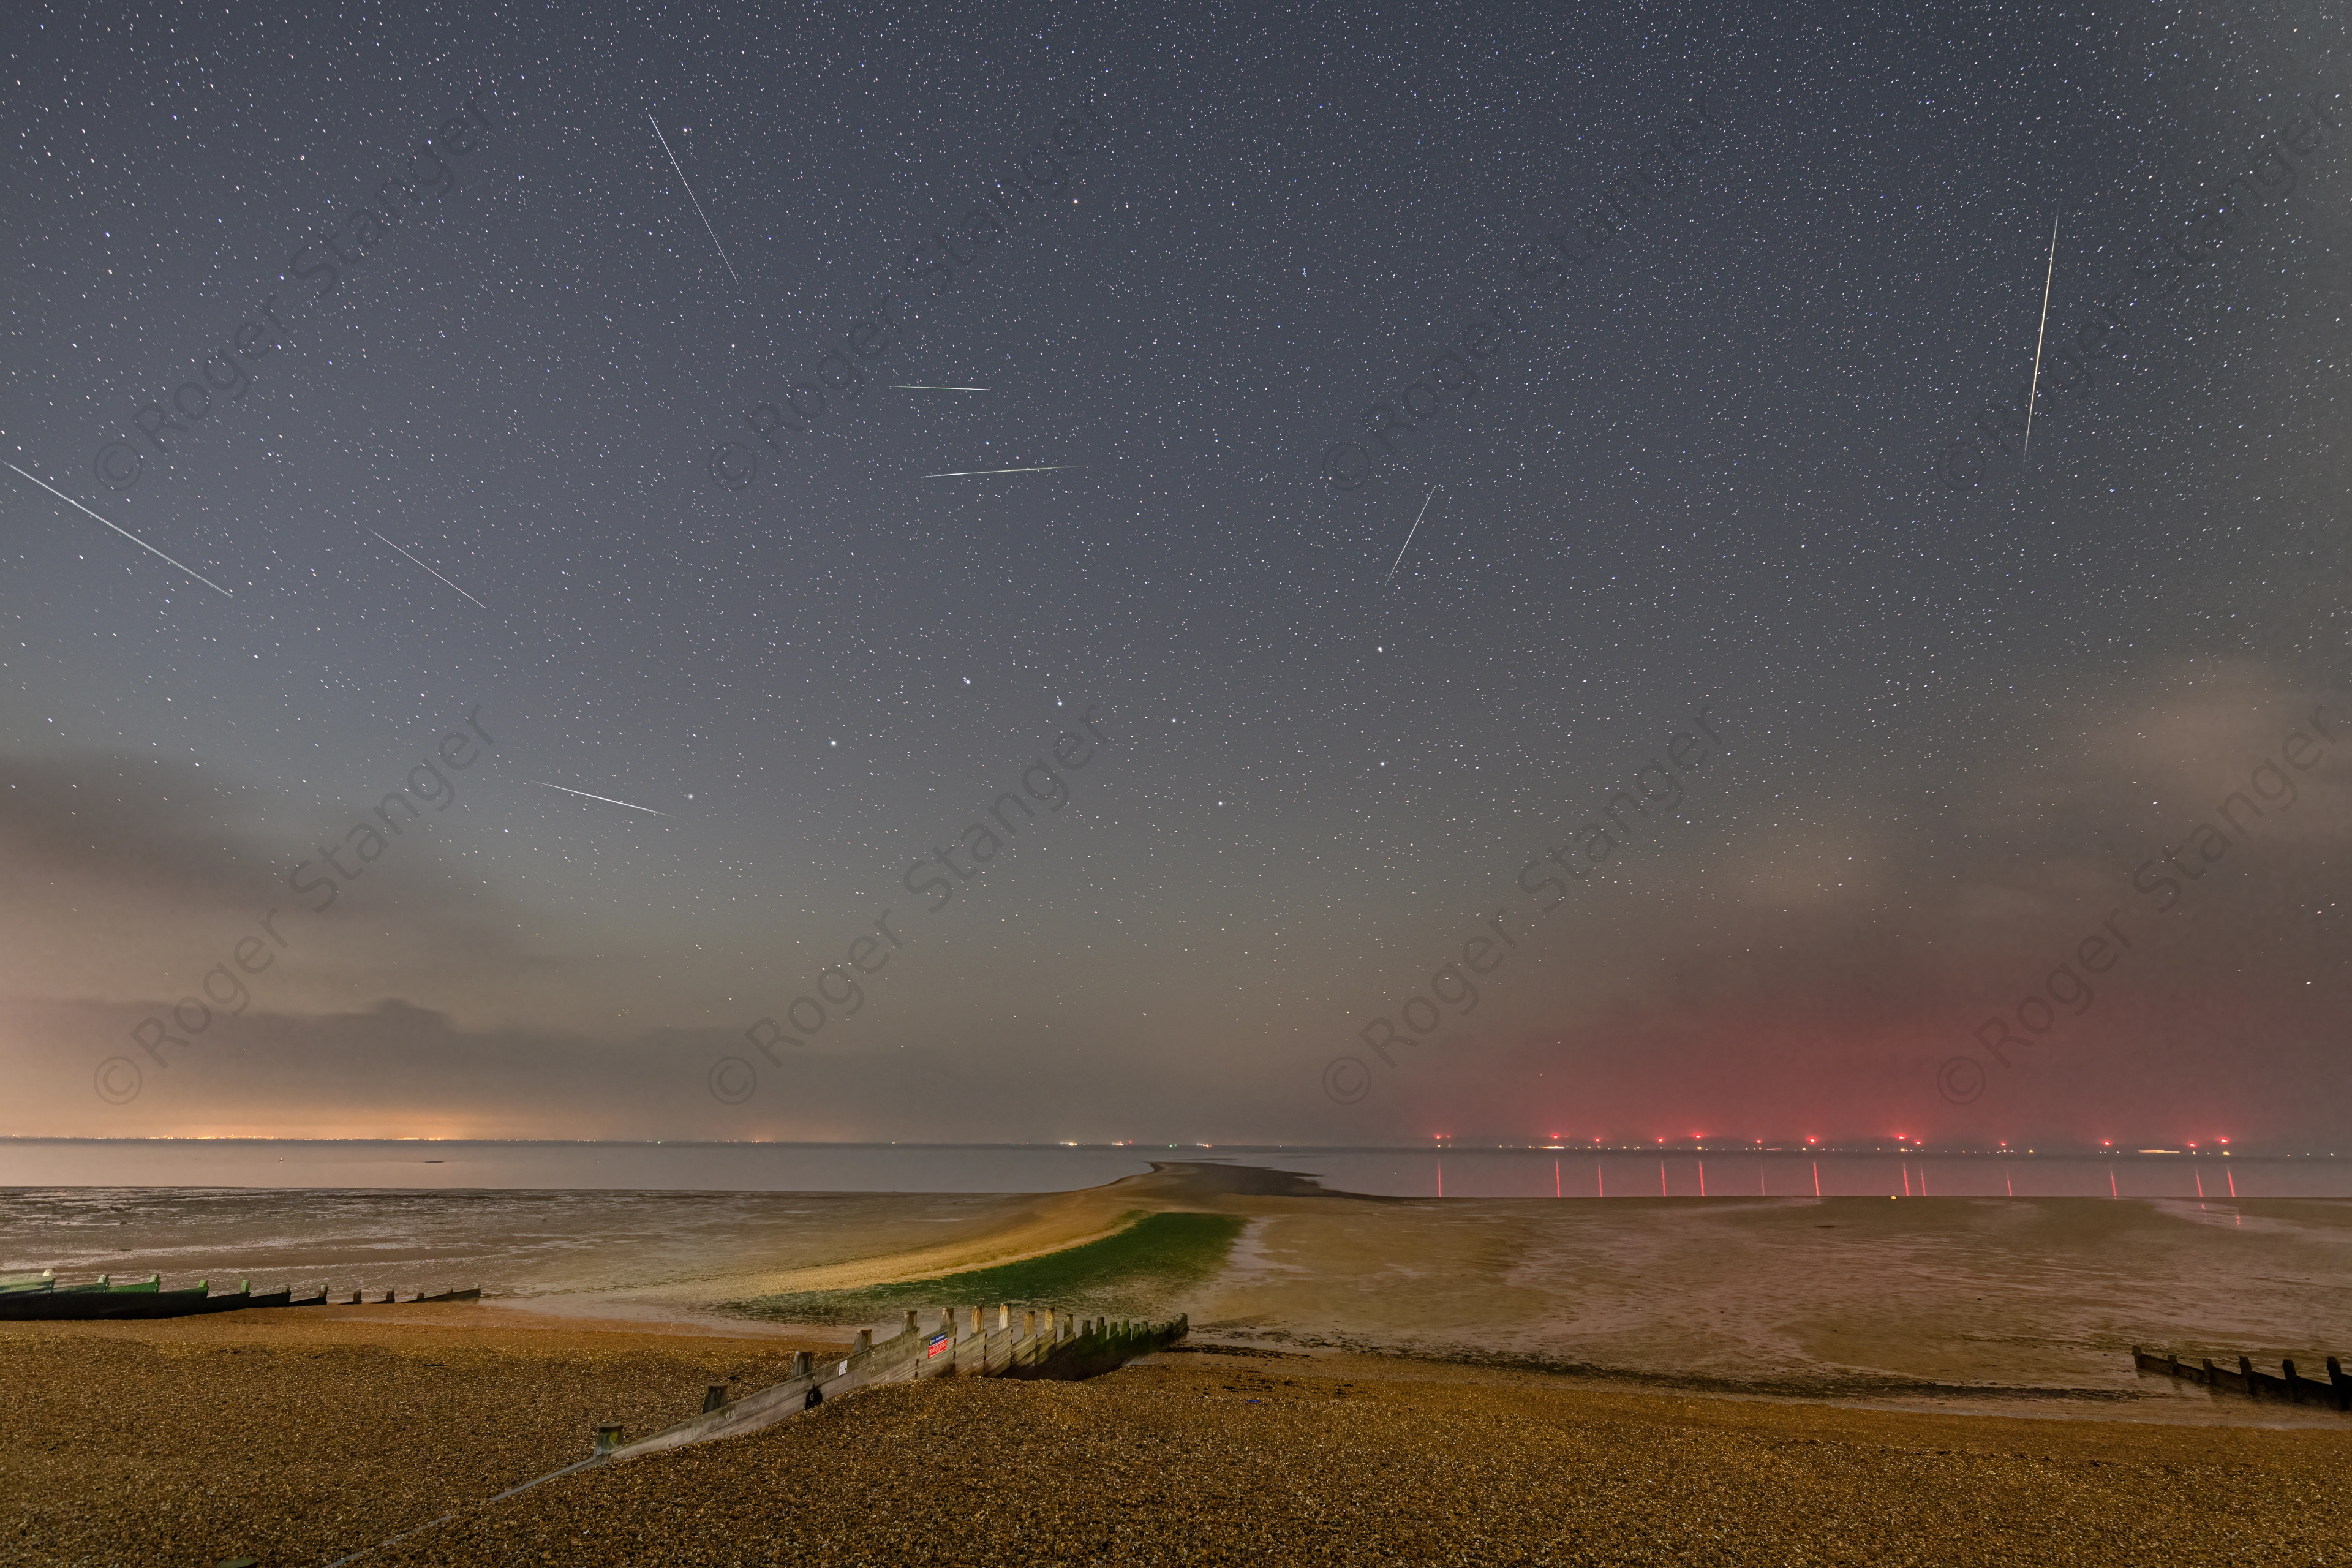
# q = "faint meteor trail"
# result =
<box><xmin>889</xmin><ymin>385</ymin><xmax>992</xmax><ymax>392</ymax></box>
<box><xmin>2023</xmin><ymin>215</ymin><xmax>2059</xmax><ymax>455</ymax></box>
<box><xmin>366</xmin><ymin>529</ymin><xmax>489</xmax><ymax>609</ymax></box>
<box><xmin>648</xmin><ymin>113</ymin><xmax>740</xmax><ymax>288</ymax></box>
<box><xmin>1384</xmin><ymin>484</ymin><xmax>1441</xmax><ymax>585</ymax></box>
<box><xmin>922</xmin><ymin>464</ymin><xmax>1084</xmax><ymax>478</ymax></box>
<box><xmin>6</xmin><ymin>462</ymin><xmax>235</xmax><ymax>597</ymax></box>
<box><xmin>526</xmin><ymin>779</ymin><xmax>670</xmax><ymax>816</ymax></box>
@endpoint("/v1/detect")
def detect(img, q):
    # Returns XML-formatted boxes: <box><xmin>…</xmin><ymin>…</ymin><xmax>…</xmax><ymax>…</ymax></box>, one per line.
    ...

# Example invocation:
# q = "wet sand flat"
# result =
<box><xmin>1176</xmin><ymin>1192</ymin><xmax>2352</xmax><ymax>1402</ymax></box>
<box><xmin>9</xmin><ymin>1170</ymin><xmax>2348</xmax><ymax>1408</ymax></box>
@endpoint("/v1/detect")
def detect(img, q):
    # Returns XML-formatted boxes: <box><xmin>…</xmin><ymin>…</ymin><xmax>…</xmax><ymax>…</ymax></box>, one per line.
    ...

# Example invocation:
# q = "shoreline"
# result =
<box><xmin>1152</xmin><ymin>1341</ymin><xmax>2352</xmax><ymax>1431</ymax></box>
<box><xmin>7</xmin><ymin>1163</ymin><xmax>2347</xmax><ymax>1434</ymax></box>
<box><xmin>17</xmin><ymin>1292</ymin><xmax>2331</xmax><ymax>1437</ymax></box>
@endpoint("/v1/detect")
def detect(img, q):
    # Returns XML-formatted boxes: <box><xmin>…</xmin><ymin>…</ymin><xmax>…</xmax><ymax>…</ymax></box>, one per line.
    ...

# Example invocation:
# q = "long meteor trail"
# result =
<box><xmin>2024</xmin><ymin>215</ymin><xmax>2059</xmax><ymax>456</ymax></box>
<box><xmin>1385</xmin><ymin>484</ymin><xmax>1441</xmax><ymax>585</ymax></box>
<box><xmin>923</xmin><ymin>464</ymin><xmax>1084</xmax><ymax>478</ymax></box>
<box><xmin>526</xmin><ymin>779</ymin><xmax>670</xmax><ymax>816</ymax></box>
<box><xmin>367</xmin><ymin>530</ymin><xmax>489</xmax><ymax>609</ymax></box>
<box><xmin>648</xmin><ymin>113</ymin><xmax>740</xmax><ymax>288</ymax></box>
<box><xmin>6</xmin><ymin>462</ymin><xmax>235</xmax><ymax>597</ymax></box>
<box><xmin>890</xmin><ymin>385</ymin><xmax>992</xmax><ymax>392</ymax></box>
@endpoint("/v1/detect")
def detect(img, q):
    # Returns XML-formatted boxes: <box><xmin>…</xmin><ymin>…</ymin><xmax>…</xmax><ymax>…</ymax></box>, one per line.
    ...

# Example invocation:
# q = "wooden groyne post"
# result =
<box><xmin>603</xmin><ymin>1303</ymin><xmax>1189</xmax><ymax>1464</ymax></box>
<box><xmin>2132</xmin><ymin>1346</ymin><xmax>2351</xmax><ymax>1411</ymax></box>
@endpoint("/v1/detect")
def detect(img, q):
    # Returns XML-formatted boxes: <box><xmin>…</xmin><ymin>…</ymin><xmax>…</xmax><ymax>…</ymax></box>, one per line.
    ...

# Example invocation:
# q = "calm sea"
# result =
<box><xmin>1</xmin><ymin>1139</ymin><xmax>2345</xmax><ymax>1199</ymax></box>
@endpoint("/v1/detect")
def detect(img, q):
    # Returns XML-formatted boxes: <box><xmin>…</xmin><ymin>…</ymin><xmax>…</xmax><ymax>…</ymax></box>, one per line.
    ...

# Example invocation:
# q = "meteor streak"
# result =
<box><xmin>922</xmin><ymin>464</ymin><xmax>1084</xmax><ymax>478</ymax></box>
<box><xmin>526</xmin><ymin>779</ymin><xmax>670</xmax><ymax>816</ymax></box>
<box><xmin>366</xmin><ymin>530</ymin><xmax>489</xmax><ymax>609</ymax></box>
<box><xmin>6</xmin><ymin>462</ymin><xmax>235</xmax><ymax>597</ymax></box>
<box><xmin>2023</xmin><ymin>215</ymin><xmax>2059</xmax><ymax>455</ymax></box>
<box><xmin>889</xmin><ymin>385</ymin><xmax>992</xmax><ymax>392</ymax></box>
<box><xmin>648</xmin><ymin>113</ymin><xmax>740</xmax><ymax>288</ymax></box>
<box><xmin>1384</xmin><ymin>484</ymin><xmax>1440</xmax><ymax>585</ymax></box>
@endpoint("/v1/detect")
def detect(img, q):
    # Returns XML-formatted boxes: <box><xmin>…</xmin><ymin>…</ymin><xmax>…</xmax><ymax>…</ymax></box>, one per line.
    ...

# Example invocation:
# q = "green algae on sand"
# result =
<box><xmin>730</xmin><ymin>1211</ymin><xmax>1245</xmax><ymax>1324</ymax></box>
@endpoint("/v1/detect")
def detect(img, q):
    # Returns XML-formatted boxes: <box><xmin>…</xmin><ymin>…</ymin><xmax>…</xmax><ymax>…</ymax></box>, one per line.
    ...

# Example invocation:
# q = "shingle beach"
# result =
<box><xmin>9</xmin><ymin>1315</ymin><xmax>2346</xmax><ymax>1568</ymax></box>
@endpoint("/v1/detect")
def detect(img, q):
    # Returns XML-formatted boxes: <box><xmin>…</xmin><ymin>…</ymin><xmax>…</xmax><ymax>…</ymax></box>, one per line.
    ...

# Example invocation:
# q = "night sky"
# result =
<box><xmin>4</xmin><ymin>0</ymin><xmax>2348</xmax><ymax>1147</ymax></box>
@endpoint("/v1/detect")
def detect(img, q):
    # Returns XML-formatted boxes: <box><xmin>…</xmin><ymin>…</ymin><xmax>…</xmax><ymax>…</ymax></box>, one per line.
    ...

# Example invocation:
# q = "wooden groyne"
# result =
<box><xmin>2133</xmin><ymin>1346</ymin><xmax>2351</xmax><ymax>1411</ymax></box>
<box><xmin>605</xmin><ymin>1305</ymin><xmax>1188</xmax><ymax>1463</ymax></box>
<box><xmin>322</xmin><ymin>1301</ymin><xmax>1187</xmax><ymax>1567</ymax></box>
<box><xmin>0</xmin><ymin>1272</ymin><xmax>480</xmax><ymax>1321</ymax></box>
